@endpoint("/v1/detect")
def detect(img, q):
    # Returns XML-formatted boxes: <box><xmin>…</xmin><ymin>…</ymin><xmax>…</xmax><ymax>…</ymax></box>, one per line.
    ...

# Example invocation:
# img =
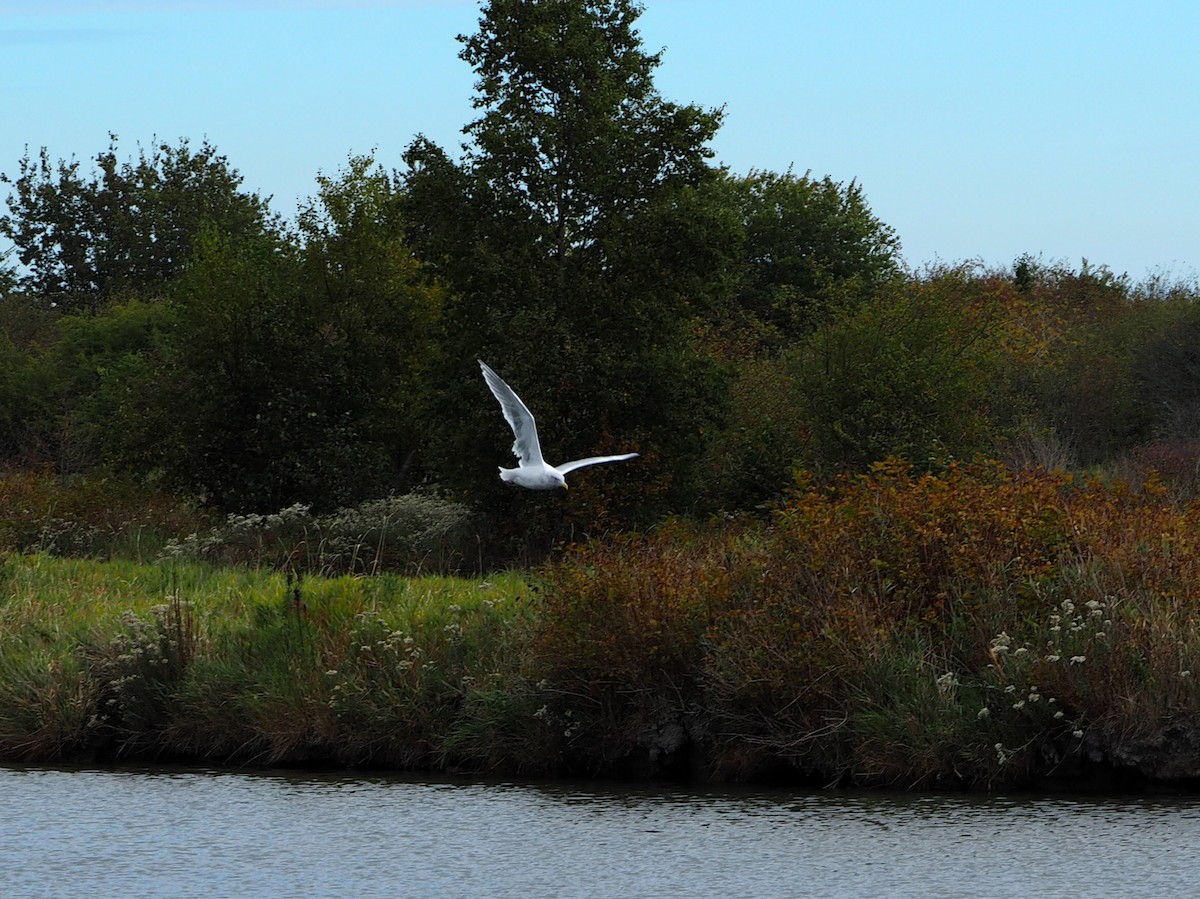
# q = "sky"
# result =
<box><xmin>1</xmin><ymin>0</ymin><xmax>1197</xmax><ymax>281</ymax></box>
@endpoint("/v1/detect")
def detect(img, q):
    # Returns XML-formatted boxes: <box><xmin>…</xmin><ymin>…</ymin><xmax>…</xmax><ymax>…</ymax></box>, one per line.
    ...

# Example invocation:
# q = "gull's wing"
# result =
<box><xmin>479</xmin><ymin>360</ymin><xmax>545</xmax><ymax>466</ymax></box>
<box><xmin>556</xmin><ymin>453</ymin><xmax>639</xmax><ymax>476</ymax></box>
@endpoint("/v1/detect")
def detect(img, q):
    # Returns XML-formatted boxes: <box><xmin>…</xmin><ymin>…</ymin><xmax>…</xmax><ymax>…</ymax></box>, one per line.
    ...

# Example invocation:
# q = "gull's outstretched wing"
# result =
<box><xmin>556</xmin><ymin>453</ymin><xmax>639</xmax><ymax>476</ymax></box>
<box><xmin>479</xmin><ymin>360</ymin><xmax>545</xmax><ymax>466</ymax></box>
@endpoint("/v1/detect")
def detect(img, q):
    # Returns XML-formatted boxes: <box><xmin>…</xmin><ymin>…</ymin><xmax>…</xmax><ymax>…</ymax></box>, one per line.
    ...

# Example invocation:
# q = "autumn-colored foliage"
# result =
<box><xmin>535</xmin><ymin>459</ymin><xmax>1200</xmax><ymax>786</ymax></box>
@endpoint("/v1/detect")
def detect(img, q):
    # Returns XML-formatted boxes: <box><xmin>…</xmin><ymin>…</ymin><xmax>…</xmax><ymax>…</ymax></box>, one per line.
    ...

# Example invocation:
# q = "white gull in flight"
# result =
<box><xmin>479</xmin><ymin>359</ymin><xmax>638</xmax><ymax>490</ymax></box>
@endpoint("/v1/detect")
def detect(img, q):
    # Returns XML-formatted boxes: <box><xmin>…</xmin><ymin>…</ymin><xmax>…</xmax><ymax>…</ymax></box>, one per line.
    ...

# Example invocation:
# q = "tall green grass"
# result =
<box><xmin>0</xmin><ymin>554</ymin><xmax>547</xmax><ymax>769</ymax></box>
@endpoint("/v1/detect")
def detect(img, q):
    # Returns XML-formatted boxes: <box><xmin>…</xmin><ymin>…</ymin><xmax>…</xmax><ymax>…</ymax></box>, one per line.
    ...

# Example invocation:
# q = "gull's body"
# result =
<box><xmin>479</xmin><ymin>360</ymin><xmax>638</xmax><ymax>490</ymax></box>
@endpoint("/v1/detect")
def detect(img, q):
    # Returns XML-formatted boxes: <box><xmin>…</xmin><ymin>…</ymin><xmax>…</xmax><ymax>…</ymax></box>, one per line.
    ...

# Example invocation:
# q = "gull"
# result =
<box><xmin>479</xmin><ymin>359</ymin><xmax>638</xmax><ymax>490</ymax></box>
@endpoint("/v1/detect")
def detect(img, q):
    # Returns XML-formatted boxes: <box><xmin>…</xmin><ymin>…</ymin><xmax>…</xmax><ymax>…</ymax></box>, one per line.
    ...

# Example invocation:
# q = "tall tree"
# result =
<box><xmin>0</xmin><ymin>136</ymin><xmax>277</xmax><ymax>312</ymax></box>
<box><xmin>403</xmin><ymin>0</ymin><xmax>737</xmax><ymax>539</ymax></box>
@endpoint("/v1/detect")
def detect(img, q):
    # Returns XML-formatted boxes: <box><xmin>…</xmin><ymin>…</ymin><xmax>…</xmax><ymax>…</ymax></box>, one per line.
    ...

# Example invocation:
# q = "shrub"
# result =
<box><xmin>0</xmin><ymin>469</ymin><xmax>207</xmax><ymax>560</ymax></box>
<box><xmin>162</xmin><ymin>492</ymin><xmax>476</xmax><ymax>574</ymax></box>
<box><xmin>535</xmin><ymin>459</ymin><xmax>1200</xmax><ymax>786</ymax></box>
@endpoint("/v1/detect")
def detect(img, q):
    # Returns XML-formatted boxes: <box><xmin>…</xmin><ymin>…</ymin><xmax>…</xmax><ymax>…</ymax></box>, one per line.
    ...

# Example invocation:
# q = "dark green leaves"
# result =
<box><xmin>0</xmin><ymin>136</ymin><xmax>277</xmax><ymax>312</ymax></box>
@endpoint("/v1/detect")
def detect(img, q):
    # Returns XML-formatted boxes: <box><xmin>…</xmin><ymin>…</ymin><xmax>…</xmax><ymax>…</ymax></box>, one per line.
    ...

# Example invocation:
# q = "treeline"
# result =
<box><xmin>2</xmin><ymin>0</ymin><xmax>1199</xmax><ymax>565</ymax></box>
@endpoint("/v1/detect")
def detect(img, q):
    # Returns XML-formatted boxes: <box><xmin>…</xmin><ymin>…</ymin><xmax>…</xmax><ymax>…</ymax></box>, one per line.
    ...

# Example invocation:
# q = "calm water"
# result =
<box><xmin>3</xmin><ymin>765</ymin><xmax>1200</xmax><ymax>898</ymax></box>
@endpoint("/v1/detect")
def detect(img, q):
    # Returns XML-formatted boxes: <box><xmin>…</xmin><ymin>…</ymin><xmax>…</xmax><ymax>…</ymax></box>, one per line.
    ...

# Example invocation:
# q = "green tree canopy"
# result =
<box><xmin>0</xmin><ymin>136</ymin><xmax>278</xmax><ymax>312</ymax></box>
<box><xmin>715</xmin><ymin>169</ymin><xmax>902</xmax><ymax>349</ymax></box>
<box><xmin>85</xmin><ymin>156</ymin><xmax>441</xmax><ymax>512</ymax></box>
<box><xmin>784</xmin><ymin>273</ymin><xmax>1001</xmax><ymax>474</ymax></box>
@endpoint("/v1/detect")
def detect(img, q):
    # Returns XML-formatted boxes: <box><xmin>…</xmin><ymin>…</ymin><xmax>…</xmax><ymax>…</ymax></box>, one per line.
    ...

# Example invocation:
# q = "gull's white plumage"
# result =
<box><xmin>479</xmin><ymin>359</ymin><xmax>638</xmax><ymax>490</ymax></box>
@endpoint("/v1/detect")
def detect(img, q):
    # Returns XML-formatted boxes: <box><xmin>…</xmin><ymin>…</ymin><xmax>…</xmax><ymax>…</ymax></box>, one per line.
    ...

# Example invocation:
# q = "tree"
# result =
<box><xmin>402</xmin><ymin>0</ymin><xmax>737</xmax><ymax>541</ymax></box>
<box><xmin>91</xmin><ymin>157</ymin><xmax>442</xmax><ymax>512</ymax></box>
<box><xmin>90</xmin><ymin>154</ymin><xmax>446</xmax><ymax>511</ymax></box>
<box><xmin>716</xmin><ymin>169</ymin><xmax>901</xmax><ymax>349</ymax></box>
<box><xmin>784</xmin><ymin>274</ymin><xmax>1001</xmax><ymax>474</ymax></box>
<box><xmin>0</xmin><ymin>136</ymin><xmax>277</xmax><ymax>312</ymax></box>
<box><xmin>0</xmin><ymin>250</ymin><xmax>16</xmax><ymax>298</ymax></box>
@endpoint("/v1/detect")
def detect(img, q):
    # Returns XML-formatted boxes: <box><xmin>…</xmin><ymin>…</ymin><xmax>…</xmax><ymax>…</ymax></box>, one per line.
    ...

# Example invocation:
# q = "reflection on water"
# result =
<box><xmin>3</xmin><ymin>764</ymin><xmax>1200</xmax><ymax>898</ymax></box>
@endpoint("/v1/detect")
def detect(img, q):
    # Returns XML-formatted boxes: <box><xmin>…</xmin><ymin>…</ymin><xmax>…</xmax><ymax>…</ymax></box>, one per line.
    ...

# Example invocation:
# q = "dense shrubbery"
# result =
<box><xmin>163</xmin><ymin>492</ymin><xmax>476</xmax><ymax>575</ymax></box>
<box><xmin>0</xmin><ymin>468</ymin><xmax>208</xmax><ymax>559</ymax></box>
<box><xmin>534</xmin><ymin>460</ymin><xmax>1200</xmax><ymax>787</ymax></box>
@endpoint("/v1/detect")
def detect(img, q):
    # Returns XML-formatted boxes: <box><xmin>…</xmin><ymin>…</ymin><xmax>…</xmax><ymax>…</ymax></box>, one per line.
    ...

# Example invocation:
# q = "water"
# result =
<box><xmin>3</xmin><ymin>765</ymin><xmax>1200</xmax><ymax>898</ymax></box>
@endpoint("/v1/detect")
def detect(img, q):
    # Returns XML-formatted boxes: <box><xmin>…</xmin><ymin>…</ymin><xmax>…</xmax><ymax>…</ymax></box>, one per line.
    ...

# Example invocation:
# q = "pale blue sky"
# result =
<box><xmin>2</xmin><ymin>1</ymin><xmax>1197</xmax><ymax>280</ymax></box>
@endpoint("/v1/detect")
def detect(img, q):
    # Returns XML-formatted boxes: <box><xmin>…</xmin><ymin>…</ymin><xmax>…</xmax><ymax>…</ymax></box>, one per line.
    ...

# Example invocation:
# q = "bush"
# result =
<box><xmin>535</xmin><ymin>459</ymin><xmax>1200</xmax><ymax>786</ymax></box>
<box><xmin>0</xmin><ymin>469</ymin><xmax>207</xmax><ymax>559</ymax></box>
<box><xmin>783</xmin><ymin>275</ymin><xmax>1001</xmax><ymax>474</ymax></box>
<box><xmin>162</xmin><ymin>492</ymin><xmax>476</xmax><ymax>574</ymax></box>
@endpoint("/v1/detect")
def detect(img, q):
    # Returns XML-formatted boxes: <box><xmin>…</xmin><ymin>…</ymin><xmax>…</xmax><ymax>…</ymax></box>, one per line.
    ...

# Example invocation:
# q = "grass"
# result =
<box><xmin>0</xmin><ymin>553</ymin><xmax>546</xmax><ymax>769</ymax></box>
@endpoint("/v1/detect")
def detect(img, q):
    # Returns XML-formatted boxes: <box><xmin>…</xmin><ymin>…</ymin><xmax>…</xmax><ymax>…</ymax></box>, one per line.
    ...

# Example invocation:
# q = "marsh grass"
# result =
<box><xmin>0</xmin><ymin>553</ymin><xmax>543</xmax><ymax>768</ymax></box>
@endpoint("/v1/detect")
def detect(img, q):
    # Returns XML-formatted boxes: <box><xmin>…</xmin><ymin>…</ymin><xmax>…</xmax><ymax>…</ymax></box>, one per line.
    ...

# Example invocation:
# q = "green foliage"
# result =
<box><xmin>717</xmin><ymin>168</ymin><xmax>902</xmax><ymax>346</ymax></box>
<box><xmin>1130</xmin><ymin>296</ymin><xmax>1200</xmax><ymax>443</ymax></box>
<box><xmin>113</xmin><ymin>226</ymin><xmax>309</xmax><ymax>508</ymax></box>
<box><xmin>0</xmin><ymin>296</ymin><xmax>59</xmax><ymax>465</ymax></box>
<box><xmin>82</xmin><ymin>155</ymin><xmax>442</xmax><ymax>512</ymax></box>
<box><xmin>0</xmin><ymin>136</ymin><xmax>278</xmax><ymax>311</ymax></box>
<box><xmin>0</xmin><ymin>330</ymin><xmax>27</xmax><ymax>461</ymax></box>
<box><xmin>33</xmin><ymin>297</ymin><xmax>171</xmax><ymax>473</ymax></box>
<box><xmin>87</xmin><ymin>594</ymin><xmax>199</xmax><ymax>754</ymax></box>
<box><xmin>0</xmin><ymin>468</ymin><xmax>208</xmax><ymax>559</ymax></box>
<box><xmin>701</xmin><ymin>354</ymin><xmax>810</xmax><ymax>510</ymax></box>
<box><xmin>0</xmin><ymin>251</ymin><xmax>16</xmax><ymax>297</ymax></box>
<box><xmin>162</xmin><ymin>492</ymin><xmax>476</xmax><ymax>575</ymax></box>
<box><xmin>782</xmin><ymin>273</ymin><xmax>1001</xmax><ymax>474</ymax></box>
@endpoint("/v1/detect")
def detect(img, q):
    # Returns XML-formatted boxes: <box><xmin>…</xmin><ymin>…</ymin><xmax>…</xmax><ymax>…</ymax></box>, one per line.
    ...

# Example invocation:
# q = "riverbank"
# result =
<box><xmin>4</xmin><ymin>461</ymin><xmax>1200</xmax><ymax>790</ymax></box>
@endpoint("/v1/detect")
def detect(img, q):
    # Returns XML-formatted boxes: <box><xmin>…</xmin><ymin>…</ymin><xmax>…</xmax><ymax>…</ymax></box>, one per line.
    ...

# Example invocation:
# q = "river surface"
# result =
<box><xmin>3</xmin><ymin>764</ymin><xmax>1200</xmax><ymax>898</ymax></box>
